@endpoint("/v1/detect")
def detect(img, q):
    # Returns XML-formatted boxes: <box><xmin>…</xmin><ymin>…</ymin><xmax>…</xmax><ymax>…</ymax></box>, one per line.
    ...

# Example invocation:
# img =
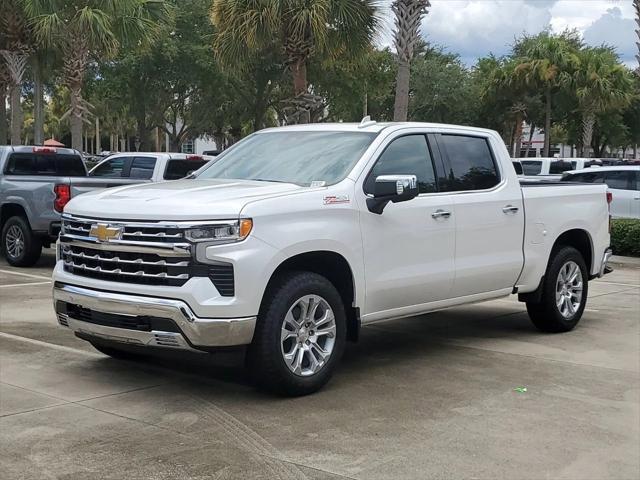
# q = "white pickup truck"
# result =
<box><xmin>53</xmin><ymin>122</ymin><xmax>612</xmax><ymax>395</ymax></box>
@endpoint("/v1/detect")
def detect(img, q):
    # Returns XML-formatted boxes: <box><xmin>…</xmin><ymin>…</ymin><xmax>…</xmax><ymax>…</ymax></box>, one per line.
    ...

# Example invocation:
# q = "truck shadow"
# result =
<box><xmin>115</xmin><ymin>304</ymin><xmax>540</xmax><ymax>395</ymax></box>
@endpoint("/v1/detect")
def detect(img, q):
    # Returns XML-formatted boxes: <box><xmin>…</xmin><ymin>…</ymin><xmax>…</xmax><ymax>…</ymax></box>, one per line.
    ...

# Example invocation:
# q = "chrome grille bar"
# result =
<box><xmin>62</xmin><ymin>248</ymin><xmax>189</xmax><ymax>267</ymax></box>
<box><xmin>63</xmin><ymin>261</ymin><xmax>190</xmax><ymax>280</ymax></box>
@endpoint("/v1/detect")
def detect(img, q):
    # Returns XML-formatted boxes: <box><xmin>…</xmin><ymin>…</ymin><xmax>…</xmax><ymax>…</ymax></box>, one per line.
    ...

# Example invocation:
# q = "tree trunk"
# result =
<box><xmin>291</xmin><ymin>60</ymin><xmax>307</xmax><ymax>97</ymax></box>
<box><xmin>9</xmin><ymin>84</ymin><xmax>22</xmax><ymax>145</ymax></box>
<box><xmin>513</xmin><ymin>113</ymin><xmax>524</xmax><ymax>157</ymax></box>
<box><xmin>524</xmin><ymin>123</ymin><xmax>535</xmax><ymax>158</ymax></box>
<box><xmin>393</xmin><ymin>58</ymin><xmax>410</xmax><ymax>121</ymax></box>
<box><xmin>69</xmin><ymin>86</ymin><xmax>83</xmax><ymax>151</ymax></box>
<box><xmin>581</xmin><ymin>112</ymin><xmax>595</xmax><ymax>158</ymax></box>
<box><xmin>0</xmin><ymin>85</ymin><xmax>7</xmax><ymax>145</ymax></box>
<box><xmin>95</xmin><ymin>117</ymin><xmax>100</xmax><ymax>154</ymax></box>
<box><xmin>33</xmin><ymin>60</ymin><xmax>44</xmax><ymax>145</ymax></box>
<box><xmin>543</xmin><ymin>88</ymin><xmax>551</xmax><ymax>157</ymax></box>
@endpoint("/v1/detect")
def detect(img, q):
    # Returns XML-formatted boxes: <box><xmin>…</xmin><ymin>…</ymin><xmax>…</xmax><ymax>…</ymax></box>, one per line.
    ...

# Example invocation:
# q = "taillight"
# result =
<box><xmin>54</xmin><ymin>184</ymin><xmax>71</xmax><ymax>213</ymax></box>
<box><xmin>33</xmin><ymin>146</ymin><xmax>56</xmax><ymax>154</ymax></box>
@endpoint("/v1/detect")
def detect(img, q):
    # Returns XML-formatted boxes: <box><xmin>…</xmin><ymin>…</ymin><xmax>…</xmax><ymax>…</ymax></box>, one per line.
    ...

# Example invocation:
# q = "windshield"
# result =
<box><xmin>196</xmin><ymin>131</ymin><xmax>377</xmax><ymax>186</ymax></box>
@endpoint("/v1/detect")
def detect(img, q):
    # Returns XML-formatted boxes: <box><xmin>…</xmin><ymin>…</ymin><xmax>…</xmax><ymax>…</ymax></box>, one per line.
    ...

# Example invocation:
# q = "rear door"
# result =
<box><xmin>435</xmin><ymin>133</ymin><xmax>524</xmax><ymax>296</ymax></box>
<box><xmin>632</xmin><ymin>171</ymin><xmax>640</xmax><ymax>219</ymax></box>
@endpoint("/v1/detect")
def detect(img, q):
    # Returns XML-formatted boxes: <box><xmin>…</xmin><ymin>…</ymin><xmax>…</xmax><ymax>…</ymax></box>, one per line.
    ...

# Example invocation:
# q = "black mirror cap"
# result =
<box><xmin>367</xmin><ymin>174</ymin><xmax>419</xmax><ymax>214</ymax></box>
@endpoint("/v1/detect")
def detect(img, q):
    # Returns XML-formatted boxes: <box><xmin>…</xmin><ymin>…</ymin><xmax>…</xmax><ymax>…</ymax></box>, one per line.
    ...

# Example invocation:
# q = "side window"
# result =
<box><xmin>604</xmin><ymin>171</ymin><xmax>631</xmax><ymax>190</ymax></box>
<box><xmin>521</xmin><ymin>161</ymin><xmax>542</xmax><ymax>175</ymax></box>
<box><xmin>550</xmin><ymin>161</ymin><xmax>573</xmax><ymax>174</ymax></box>
<box><xmin>130</xmin><ymin>157</ymin><xmax>156</xmax><ymax>179</ymax></box>
<box><xmin>439</xmin><ymin>135</ymin><xmax>499</xmax><ymax>191</ymax></box>
<box><xmin>512</xmin><ymin>161</ymin><xmax>523</xmax><ymax>175</ymax></box>
<box><xmin>90</xmin><ymin>157</ymin><xmax>127</xmax><ymax>177</ymax></box>
<box><xmin>634</xmin><ymin>171</ymin><xmax>640</xmax><ymax>190</ymax></box>
<box><xmin>565</xmin><ymin>172</ymin><xmax>603</xmax><ymax>183</ymax></box>
<box><xmin>364</xmin><ymin>135</ymin><xmax>436</xmax><ymax>194</ymax></box>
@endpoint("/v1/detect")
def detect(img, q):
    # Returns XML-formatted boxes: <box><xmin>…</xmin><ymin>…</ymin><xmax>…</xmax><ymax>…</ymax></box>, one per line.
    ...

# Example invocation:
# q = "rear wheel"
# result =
<box><xmin>1</xmin><ymin>216</ymin><xmax>42</xmax><ymax>267</ymax></box>
<box><xmin>526</xmin><ymin>246</ymin><xmax>588</xmax><ymax>332</ymax></box>
<box><xmin>247</xmin><ymin>271</ymin><xmax>347</xmax><ymax>396</ymax></box>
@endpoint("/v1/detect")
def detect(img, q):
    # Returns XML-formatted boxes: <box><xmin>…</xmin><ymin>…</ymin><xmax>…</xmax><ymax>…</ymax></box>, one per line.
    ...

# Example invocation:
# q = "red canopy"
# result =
<box><xmin>44</xmin><ymin>138</ymin><xmax>65</xmax><ymax>147</ymax></box>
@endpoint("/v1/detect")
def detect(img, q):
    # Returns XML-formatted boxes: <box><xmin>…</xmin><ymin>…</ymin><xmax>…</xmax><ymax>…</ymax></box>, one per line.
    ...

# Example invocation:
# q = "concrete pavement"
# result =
<box><xmin>1</xmin><ymin>250</ymin><xmax>639</xmax><ymax>479</ymax></box>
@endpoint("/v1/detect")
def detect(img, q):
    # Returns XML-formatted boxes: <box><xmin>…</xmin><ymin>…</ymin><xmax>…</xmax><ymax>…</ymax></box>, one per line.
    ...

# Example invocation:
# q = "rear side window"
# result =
<box><xmin>4</xmin><ymin>153</ymin><xmax>86</xmax><ymax>176</ymax></box>
<box><xmin>91</xmin><ymin>157</ymin><xmax>127</xmax><ymax>177</ymax></box>
<box><xmin>164</xmin><ymin>159</ymin><xmax>208</xmax><ymax>180</ymax></box>
<box><xmin>512</xmin><ymin>161</ymin><xmax>523</xmax><ymax>175</ymax></box>
<box><xmin>521</xmin><ymin>161</ymin><xmax>542</xmax><ymax>175</ymax></box>
<box><xmin>550</xmin><ymin>161</ymin><xmax>573</xmax><ymax>174</ymax></box>
<box><xmin>364</xmin><ymin>135</ymin><xmax>437</xmax><ymax>194</ymax></box>
<box><xmin>130</xmin><ymin>157</ymin><xmax>156</xmax><ymax>179</ymax></box>
<box><xmin>563</xmin><ymin>172</ymin><xmax>604</xmax><ymax>183</ymax></box>
<box><xmin>439</xmin><ymin>135</ymin><xmax>499</xmax><ymax>191</ymax></box>
<box><xmin>603</xmin><ymin>171</ymin><xmax>632</xmax><ymax>190</ymax></box>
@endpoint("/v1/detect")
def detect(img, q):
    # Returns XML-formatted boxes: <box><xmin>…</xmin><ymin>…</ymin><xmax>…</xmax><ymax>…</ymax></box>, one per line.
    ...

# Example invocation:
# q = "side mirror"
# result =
<box><xmin>366</xmin><ymin>174</ymin><xmax>419</xmax><ymax>214</ymax></box>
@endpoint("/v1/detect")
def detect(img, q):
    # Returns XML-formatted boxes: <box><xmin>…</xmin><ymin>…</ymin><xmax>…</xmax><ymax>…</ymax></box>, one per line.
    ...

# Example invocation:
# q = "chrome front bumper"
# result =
<box><xmin>53</xmin><ymin>283</ymin><xmax>256</xmax><ymax>351</ymax></box>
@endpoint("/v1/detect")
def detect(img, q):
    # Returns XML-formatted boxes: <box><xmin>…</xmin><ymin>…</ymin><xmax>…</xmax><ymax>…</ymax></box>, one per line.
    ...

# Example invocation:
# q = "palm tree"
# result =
<box><xmin>24</xmin><ymin>0</ymin><xmax>172</xmax><ymax>150</ymax></box>
<box><xmin>211</xmin><ymin>0</ymin><xmax>379</xmax><ymax>124</ymax></box>
<box><xmin>391</xmin><ymin>0</ymin><xmax>430</xmax><ymax>121</ymax></box>
<box><xmin>0</xmin><ymin>0</ymin><xmax>32</xmax><ymax>145</ymax></box>
<box><xmin>513</xmin><ymin>32</ymin><xmax>580</xmax><ymax>156</ymax></box>
<box><xmin>634</xmin><ymin>0</ymin><xmax>639</xmax><ymax>75</ymax></box>
<box><xmin>573</xmin><ymin>47</ymin><xmax>634</xmax><ymax>157</ymax></box>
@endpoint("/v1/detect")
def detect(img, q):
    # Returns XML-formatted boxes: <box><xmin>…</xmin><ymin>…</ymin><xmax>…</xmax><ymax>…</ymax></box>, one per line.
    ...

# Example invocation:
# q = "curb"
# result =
<box><xmin>609</xmin><ymin>255</ymin><xmax>640</xmax><ymax>267</ymax></box>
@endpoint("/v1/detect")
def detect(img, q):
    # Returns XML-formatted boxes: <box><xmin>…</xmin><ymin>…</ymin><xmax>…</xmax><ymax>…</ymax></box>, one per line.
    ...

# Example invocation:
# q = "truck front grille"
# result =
<box><xmin>59</xmin><ymin>215</ymin><xmax>236</xmax><ymax>295</ymax></box>
<box><xmin>62</xmin><ymin>244</ymin><xmax>192</xmax><ymax>286</ymax></box>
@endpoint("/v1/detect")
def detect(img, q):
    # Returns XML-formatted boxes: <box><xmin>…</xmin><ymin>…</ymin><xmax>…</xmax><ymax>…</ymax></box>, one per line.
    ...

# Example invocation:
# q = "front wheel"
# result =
<box><xmin>526</xmin><ymin>246</ymin><xmax>589</xmax><ymax>333</ymax></box>
<box><xmin>247</xmin><ymin>271</ymin><xmax>347</xmax><ymax>396</ymax></box>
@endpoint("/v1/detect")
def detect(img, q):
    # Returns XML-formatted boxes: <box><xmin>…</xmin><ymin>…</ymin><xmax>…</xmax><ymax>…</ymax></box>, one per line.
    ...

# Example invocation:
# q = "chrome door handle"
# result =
<box><xmin>502</xmin><ymin>205</ymin><xmax>519</xmax><ymax>214</ymax></box>
<box><xmin>431</xmin><ymin>209</ymin><xmax>451</xmax><ymax>219</ymax></box>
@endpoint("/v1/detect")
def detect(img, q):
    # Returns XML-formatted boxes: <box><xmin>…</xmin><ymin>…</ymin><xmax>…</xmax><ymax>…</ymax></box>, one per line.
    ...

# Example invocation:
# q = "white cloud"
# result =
<box><xmin>376</xmin><ymin>0</ymin><xmax>638</xmax><ymax>67</ymax></box>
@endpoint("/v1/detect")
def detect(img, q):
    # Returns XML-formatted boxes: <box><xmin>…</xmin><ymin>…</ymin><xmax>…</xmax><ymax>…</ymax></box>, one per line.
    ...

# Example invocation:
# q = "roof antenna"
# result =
<box><xmin>359</xmin><ymin>116</ymin><xmax>376</xmax><ymax>128</ymax></box>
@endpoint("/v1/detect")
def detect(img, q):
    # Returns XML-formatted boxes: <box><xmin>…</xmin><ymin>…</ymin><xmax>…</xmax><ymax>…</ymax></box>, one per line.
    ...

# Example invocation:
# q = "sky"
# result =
<box><xmin>378</xmin><ymin>0</ymin><xmax>638</xmax><ymax>68</ymax></box>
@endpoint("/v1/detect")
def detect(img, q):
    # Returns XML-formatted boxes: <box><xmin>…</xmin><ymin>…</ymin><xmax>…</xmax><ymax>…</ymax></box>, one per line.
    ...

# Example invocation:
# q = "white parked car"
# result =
<box><xmin>562</xmin><ymin>166</ymin><xmax>640</xmax><ymax>219</ymax></box>
<box><xmin>89</xmin><ymin>152</ymin><xmax>216</xmax><ymax>182</ymax></box>
<box><xmin>519</xmin><ymin>157</ymin><xmax>601</xmax><ymax>177</ymax></box>
<box><xmin>53</xmin><ymin>122</ymin><xmax>611</xmax><ymax>395</ymax></box>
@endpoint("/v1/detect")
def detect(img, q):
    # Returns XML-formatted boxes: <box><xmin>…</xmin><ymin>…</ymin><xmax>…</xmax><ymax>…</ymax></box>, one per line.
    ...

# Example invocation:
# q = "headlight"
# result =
<box><xmin>184</xmin><ymin>219</ymin><xmax>253</xmax><ymax>244</ymax></box>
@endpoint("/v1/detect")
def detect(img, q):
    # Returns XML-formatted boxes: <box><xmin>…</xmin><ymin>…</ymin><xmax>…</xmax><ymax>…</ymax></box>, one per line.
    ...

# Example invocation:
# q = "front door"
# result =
<box><xmin>358</xmin><ymin>133</ymin><xmax>455</xmax><ymax>321</ymax></box>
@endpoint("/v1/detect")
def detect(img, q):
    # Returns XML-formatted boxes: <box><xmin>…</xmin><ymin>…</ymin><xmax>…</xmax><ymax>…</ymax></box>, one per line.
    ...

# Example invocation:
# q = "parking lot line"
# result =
<box><xmin>0</xmin><ymin>281</ymin><xmax>52</xmax><ymax>288</ymax></box>
<box><xmin>0</xmin><ymin>332</ymin><xmax>101</xmax><ymax>357</ymax></box>
<box><xmin>0</xmin><ymin>269</ymin><xmax>52</xmax><ymax>281</ymax></box>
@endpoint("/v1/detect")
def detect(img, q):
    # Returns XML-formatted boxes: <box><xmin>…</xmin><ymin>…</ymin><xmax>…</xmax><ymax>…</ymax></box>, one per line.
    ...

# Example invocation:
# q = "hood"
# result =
<box><xmin>64</xmin><ymin>178</ymin><xmax>306</xmax><ymax>220</ymax></box>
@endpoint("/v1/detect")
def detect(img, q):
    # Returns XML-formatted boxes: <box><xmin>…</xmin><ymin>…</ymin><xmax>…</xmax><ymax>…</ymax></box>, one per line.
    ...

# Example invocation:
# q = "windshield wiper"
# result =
<box><xmin>251</xmin><ymin>178</ymin><xmax>300</xmax><ymax>185</ymax></box>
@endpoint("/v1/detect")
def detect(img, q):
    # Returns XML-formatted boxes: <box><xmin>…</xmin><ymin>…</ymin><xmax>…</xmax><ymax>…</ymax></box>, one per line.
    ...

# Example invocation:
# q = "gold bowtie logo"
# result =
<box><xmin>89</xmin><ymin>223</ymin><xmax>123</xmax><ymax>242</ymax></box>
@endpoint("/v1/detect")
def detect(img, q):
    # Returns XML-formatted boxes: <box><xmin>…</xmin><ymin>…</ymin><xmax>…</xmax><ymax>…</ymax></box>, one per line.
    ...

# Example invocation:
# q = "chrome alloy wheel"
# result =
<box><xmin>5</xmin><ymin>225</ymin><xmax>24</xmax><ymax>259</ymax></box>
<box><xmin>555</xmin><ymin>260</ymin><xmax>583</xmax><ymax>318</ymax></box>
<box><xmin>280</xmin><ymin>294</ymin><xmax>337</xmax><ymax>377</ymax></box>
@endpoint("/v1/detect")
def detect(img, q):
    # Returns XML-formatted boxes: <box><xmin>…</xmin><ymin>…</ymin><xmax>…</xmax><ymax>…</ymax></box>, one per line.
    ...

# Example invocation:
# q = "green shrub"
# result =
<box><xmin>610</xmin><ymin>219</ymin><xmax>640</xmax><ymax>257</ymax></box>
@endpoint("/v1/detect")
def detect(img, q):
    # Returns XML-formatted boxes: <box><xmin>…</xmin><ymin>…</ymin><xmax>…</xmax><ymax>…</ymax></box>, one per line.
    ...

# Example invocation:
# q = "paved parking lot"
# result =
<box><xmin>1</xmin><ymin>250</ymin><xmax>639</xmax><ymax>480</ymax></box>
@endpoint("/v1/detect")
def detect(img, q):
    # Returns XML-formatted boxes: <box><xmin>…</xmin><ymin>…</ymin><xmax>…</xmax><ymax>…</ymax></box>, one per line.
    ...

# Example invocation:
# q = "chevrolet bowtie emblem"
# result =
<box><xmin>89</xmin><ymin>223</ymin><xmax>123</xmax><ymax>242</ymax></box>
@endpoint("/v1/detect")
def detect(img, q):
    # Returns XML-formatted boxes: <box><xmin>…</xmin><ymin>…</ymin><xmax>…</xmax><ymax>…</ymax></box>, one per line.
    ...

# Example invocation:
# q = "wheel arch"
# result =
<box><xmin>1</xmin><ymin>202</ymin><xmax>30</xmax><ymax>231</ymax></box>
<box><xmin>519</xmin><ymin>228</ymin><xmax>594</xmax><ymax>303</ymax></box>
<box><xmin>261</xmin><ymin>250</ymin><xmax>361</xmax><ymax>342</ymax></box>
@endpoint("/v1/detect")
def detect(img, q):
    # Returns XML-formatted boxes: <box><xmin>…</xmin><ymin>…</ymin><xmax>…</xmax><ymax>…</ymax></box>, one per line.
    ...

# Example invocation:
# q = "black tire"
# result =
<box><xmin>90</xmin><ymin>342</ymin><xmax>144</xmax><ymax>360</ymax></box>
<box><xmin>1</xmin><ymin>216</ymin><xmax>42</xmax><ymax>267</ymax></box>
<box><xmin>526</xmin><ymin>246</ymin><xmax>589</xmax><ymax>333</ymax></box>
<box><xmin>247</xmin><ymin>271</ymin><xmax>347</xmax><ymax>396</ymax></box>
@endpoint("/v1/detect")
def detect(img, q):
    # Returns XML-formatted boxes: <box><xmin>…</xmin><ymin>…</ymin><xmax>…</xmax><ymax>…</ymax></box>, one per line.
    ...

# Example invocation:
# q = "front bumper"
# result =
<box><xmin>53</xmin><ymin>283</ymin><xmax>256</xmax><ymax>351</ymax></box>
